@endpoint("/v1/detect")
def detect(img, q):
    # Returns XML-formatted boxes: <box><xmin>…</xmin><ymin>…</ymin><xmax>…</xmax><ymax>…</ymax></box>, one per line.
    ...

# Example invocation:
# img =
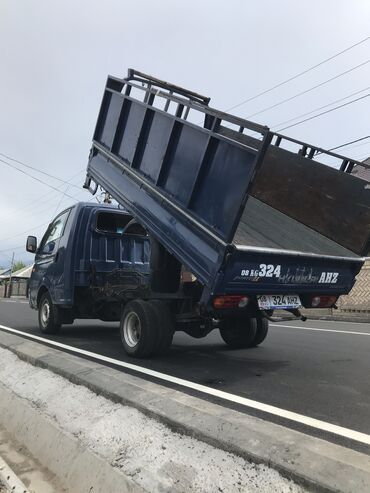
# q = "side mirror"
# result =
<box><xmin>26</xmin><ymin>236</ymin><xmax>37</xmax><ymax>253</ymax></box>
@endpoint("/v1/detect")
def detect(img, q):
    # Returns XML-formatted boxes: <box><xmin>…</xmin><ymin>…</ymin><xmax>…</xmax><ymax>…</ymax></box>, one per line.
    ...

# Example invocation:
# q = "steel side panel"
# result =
<box><xmin>118</xmin><ymin>103</ymin><xmax>147</xmax><ymax>164</ymax></box>
<box><xmin>139</xmin><ymin>112</ymin><xmax>173</xmax><ymax>183</ymax></box>
<box><xmin>190</xmin><ymin>141</ymin><xmax>256</xmax><ymax>230</ymax></box>
<box><xmin>87</xmin><ymin>153</ymin><xmax>224</xmax><ymax>285</ymax></box>
<box><xmin>163</xmin><ymin>125</ymin><xmax>208</xmax><ymax>206</ymax></box>
<box><xmin>96</xmin><ymin>95</ymin><xmax>259</xmax><ymax>243</ymax></box>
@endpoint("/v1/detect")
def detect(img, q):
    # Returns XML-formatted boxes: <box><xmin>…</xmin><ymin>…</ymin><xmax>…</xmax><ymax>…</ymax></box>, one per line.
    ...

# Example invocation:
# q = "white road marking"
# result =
<box><xmin>0</xmin><ymin>324</ymin><xmax>370</xmax><ymax>446</ymax></box>
<box><xmin>0</xmin><ymin>299</ymin><xmax>28</xmax><ymax>304</ymax></box>
<box><xmin>308</xmin><ymin>318</ymin><xmax>369</xmax><ymax>325</ymax></box>
<box><xmin>271</xmin><ymin>324</ymin><xmax>370</xmax><ymax>336</ymax></box>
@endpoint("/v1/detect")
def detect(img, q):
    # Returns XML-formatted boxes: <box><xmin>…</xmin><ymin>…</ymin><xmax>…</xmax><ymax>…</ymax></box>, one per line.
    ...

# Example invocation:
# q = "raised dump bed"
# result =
<box><xmin>83</xmin><ymin>69</ymin><xmax>370</xmax><ymax>356</ymax></box>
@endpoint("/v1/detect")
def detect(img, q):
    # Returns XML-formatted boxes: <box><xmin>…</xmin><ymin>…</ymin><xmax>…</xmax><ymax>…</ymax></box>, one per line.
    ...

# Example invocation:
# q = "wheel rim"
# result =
<box><xmin>123</xmin><ymin>312</ymin><xmax>141</xmax><ymax>348</ymax></box>
<box><xmin>41</xmin><ymin>300</ymin><xmax>50</xmax><ymax>327</ymax></box>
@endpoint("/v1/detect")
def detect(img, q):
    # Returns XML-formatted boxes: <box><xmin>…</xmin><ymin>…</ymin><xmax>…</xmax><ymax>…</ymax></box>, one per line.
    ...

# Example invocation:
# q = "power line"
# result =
<box><xmin>0</xmin><ymin>179</ymin><xmax>81</xmax><ymax>221</ymax></box>
<box><xmin>324</xmin><ymin>151</ymin><xmax>370</xmax><ymax>167</ymax></box>
<box><xmin>0</xmin><ymin>249</ymin><xmax>15</xmax><ymax>262</ymax></box>
<box><xmin>274</xmin><ymin>92</ymin><xmax>370</xmax><ymax>132</ymax></box>
<box><xmin>0</xmin><ymin>189</ymin><xmax>91</xmax><ymax>244</ymax></box>
<box><xmin>327</xmin><ymin>135</ymin><xmax>370</xmax><ymax>152</ymax></box>
<box><xmin>0</xmin><ymin>222</ymin><xmax>51</xmax><ymax>242</ymax></box>
<box><xmin>226</xmin><ymin>36</ymin><xmax>370</xmax><ymax>112</ymax></box>
<box><xmin>50</xmin><ymin>181</ymin><xmax>76</xmax><ymax>219</ymax></box>
<box><xmin>0</xmin><ymin>157</ymin><xmax>77</xmax><ymax>199</ymax></box>
<box><xmin>0</xmin><ymin>170</ymin><xmax>86</xmax><ymax>223</ymax></box>
<box><xmin>341</xmin><ymin>140</ymin><xmax>370</xmax><ymax>152</ymax></box>
<box><xmin>0</xmin><ymin>152</ymin><xmax>81</xmax><ymax>189</ymax></box>
<box><xmin>0</xmin><ymin>245</ymin><xmax>25</xmax><ymax>254</ymax></box>
<box><xmin>318</xmin><ymin>141</ymin><xmax>370</xmax><ymax>162</ymax></box>
<box><xmin>1</xmin><ymin>187</ymin><xmax>92</xmax><ymax>241</ymax></box>
<box><xmin>245</xmin><ymin>59</ymin><xmax>370</xmax><ymax>119</ymax></box>
<box><xmin>271</xmin><ymin>86</ymin><xmax>370</xmax><ymax>129</ymax></box>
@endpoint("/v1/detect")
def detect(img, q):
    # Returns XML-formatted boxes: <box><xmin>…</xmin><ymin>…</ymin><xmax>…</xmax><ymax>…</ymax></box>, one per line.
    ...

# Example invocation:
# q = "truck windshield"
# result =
<box><xmin>39</xmin><ymin>209</ymin><xmax>70</xmax><ymax>254</ymax></box>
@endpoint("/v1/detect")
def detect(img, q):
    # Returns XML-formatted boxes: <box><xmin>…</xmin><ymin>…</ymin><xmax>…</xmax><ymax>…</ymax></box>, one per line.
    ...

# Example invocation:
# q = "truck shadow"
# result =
<box><xmin>52</xmin><ymin>323</ymin><xmax>290</xmax><ymax>383</ymax></box>
<box><xmin>165</xmin><ymin>344</ymin><xmax>290</xmax><ymax>382</ymax></box>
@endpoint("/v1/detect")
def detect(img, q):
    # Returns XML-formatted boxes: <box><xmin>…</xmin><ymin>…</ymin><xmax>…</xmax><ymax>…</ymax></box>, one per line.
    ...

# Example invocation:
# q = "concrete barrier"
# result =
<box><xmin>0</xmin><ymin>330</ymin><xmax>370</xmax><ymax>492</ymax></box>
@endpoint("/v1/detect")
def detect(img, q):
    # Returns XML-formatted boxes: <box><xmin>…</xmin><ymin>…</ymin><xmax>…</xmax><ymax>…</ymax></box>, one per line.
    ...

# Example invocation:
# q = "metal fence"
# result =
<box><xmin>0</xmin><ymin>279</ymin><xmax>29</xmax><ymax>298</ymax></box>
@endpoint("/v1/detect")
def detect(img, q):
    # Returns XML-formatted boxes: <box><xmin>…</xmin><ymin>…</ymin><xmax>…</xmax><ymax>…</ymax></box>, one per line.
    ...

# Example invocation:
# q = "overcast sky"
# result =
<box><xmin>0</xmin><ymin>0</ymin><xmax>369</xmax><ymax>267</ymax></box>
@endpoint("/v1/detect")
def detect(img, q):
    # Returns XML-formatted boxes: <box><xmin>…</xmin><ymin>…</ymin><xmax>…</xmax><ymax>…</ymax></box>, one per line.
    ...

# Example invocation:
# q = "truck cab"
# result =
<box><xmin>27</xmin><ymin>202</ymin><xmax>150</xmax><ymax>332</ymax></box>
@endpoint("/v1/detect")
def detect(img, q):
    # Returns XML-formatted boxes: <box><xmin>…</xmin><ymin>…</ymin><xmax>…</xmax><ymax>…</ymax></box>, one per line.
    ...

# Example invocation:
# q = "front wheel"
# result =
<box><xmin>219</xmin><ymin>317</ymin><xmax>257</xmax><ymax>348</ymax></box>
<box><xmin>38</xmin><ymin>292</ymin><xmax>61</xmax><ymax>334</ymax></box>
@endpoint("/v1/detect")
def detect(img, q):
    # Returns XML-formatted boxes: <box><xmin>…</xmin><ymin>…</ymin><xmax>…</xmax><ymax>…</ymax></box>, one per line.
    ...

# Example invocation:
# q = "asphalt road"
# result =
<box><xmin>1</xmin><ymin>297</ymin><xmax>370</xmax><ymax>453</ymax></box>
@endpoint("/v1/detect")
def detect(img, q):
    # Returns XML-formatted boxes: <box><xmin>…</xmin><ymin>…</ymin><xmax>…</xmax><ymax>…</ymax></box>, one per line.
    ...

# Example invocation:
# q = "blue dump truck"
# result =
<box><xmin>27</xmin><ymin>69</ymin><xmax>370</xmax><ymax>357</ymax></box>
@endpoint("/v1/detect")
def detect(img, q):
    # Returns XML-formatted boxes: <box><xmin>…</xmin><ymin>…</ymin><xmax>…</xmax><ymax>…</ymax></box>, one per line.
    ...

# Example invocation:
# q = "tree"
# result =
<box><xmin>12</xmin><ymin>260</ymin><xmax>26</xmax><ymax>272</ymax></box>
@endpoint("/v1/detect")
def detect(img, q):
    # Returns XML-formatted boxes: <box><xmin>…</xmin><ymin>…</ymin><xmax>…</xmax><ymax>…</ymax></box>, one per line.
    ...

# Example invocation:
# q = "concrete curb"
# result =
<box><xmin>0</xmin><ymin>382</ymin><xmax>144</xmax><ymax>493</ymax></box>
<box><xmin>0</xmin><ymin>453</ymin><xmax>30</xmax><ymax>493</ymax></box>
<box><xmin>0</xmin><ymin>330</ymin><xmax>370</xmax><ymax>493</ymax></box>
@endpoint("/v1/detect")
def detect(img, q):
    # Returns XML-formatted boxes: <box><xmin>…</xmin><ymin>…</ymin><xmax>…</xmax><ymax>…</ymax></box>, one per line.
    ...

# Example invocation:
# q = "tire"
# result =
<box><xmin>120</xmin><ymin>300</ymin><xmax>158</xmax><ymax>358</ymax></box>
<box><xmin>38</xmin><ymin>292</ymin><xmax>61</xmax><ymax>334</ymax></box>
<box><xmin>219</xmin><ymin>317</ymin><xmax>257</xmax><ymax>349</ymax></box>
<box><xmin>148</xmin><ymin>300</ymin><xmax>174</xmax><ymax>355</ymax></box>
<box><xmin>254</xmin><ymin>317</ymin><xmax>269</xmax><ymax>346</ymax></box>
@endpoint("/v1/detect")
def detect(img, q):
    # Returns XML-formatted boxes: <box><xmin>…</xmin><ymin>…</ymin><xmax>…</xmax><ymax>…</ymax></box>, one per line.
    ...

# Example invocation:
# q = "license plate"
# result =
<box><xmin>257</xmin><ymin>294</ymin><xmax>302</xmax><ymax>310</ymax></box>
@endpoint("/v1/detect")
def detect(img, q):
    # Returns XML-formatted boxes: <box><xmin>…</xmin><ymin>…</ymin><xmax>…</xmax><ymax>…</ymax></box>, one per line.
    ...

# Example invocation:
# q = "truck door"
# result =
<box><xmin>31</xmin><ymin>209</ymin><xmax>71</xmax><ymax>305</ymax></box>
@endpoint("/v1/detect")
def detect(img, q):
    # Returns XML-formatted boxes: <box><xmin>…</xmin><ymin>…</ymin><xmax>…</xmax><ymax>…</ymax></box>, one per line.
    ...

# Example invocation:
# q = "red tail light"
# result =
<box><xmin>213</xmin><ymin>295</ymin><xmax>249</xmax><ymax>309</ymax></box>
<box><xmin>310</xmin><ymin>295</ymin><xmax>338</xmax><ymax>308</ymax></box>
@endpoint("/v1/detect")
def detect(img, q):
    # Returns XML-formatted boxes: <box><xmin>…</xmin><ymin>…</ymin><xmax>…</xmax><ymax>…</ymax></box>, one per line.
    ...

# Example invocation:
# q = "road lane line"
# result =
<box><xmin>1</xmin><ymin>323</ymin><xmax>370</xmax><ymax>446</ymax></box>
<box><xmin>307</xmin><ymin>318</ymin><xmax>370</xmax><ymax>325</ymax></box>
<box><xmin>271</xmin><ymin>324</ymin><xmax>370</xmax><ymax>336</ymax></box>
<box><xmin>0</xmin><ymin>300</ymin><xmax>28</xmax><ymax>303</ymax></box>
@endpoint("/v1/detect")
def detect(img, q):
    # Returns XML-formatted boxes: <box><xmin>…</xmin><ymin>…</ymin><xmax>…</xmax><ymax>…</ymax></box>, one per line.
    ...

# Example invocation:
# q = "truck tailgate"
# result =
<box><xmin>214</xmin><ymin>247</ymin><xmax>363</xmax><ymax>296</ymax></box>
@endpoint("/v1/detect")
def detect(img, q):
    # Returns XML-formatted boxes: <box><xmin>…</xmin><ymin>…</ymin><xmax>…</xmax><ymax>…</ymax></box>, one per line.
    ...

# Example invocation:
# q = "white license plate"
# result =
<box><xmin>257</xmin><ymin>294</ymin><xmax>302</xmax><ymax>310</ymax></box>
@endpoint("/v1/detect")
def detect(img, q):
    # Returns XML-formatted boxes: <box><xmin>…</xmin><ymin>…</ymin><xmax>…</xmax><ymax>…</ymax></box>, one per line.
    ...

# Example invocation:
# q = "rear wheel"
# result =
<box><xmin>254</xmin><ymin>317</ymin><xmax>269</xmax><ymax>346</ymax></box>
<box><xmin>120</xmin><ymin>300</ymin><xmax>158</xmax><ymax>358</ymax></box>
<box><xmin>38</xmin><ymin>292</ymin><xmax>61</xmax><ymax>334</ymax></box>
<box><xmin>148</xmin><ymin>300</ymin><xmax>174</xmax><ymax>355</ymax></box>
<box><xmin>219</xmin><ymin>317</ymin><xmax>257</xmax><ymax>348</ymax></box>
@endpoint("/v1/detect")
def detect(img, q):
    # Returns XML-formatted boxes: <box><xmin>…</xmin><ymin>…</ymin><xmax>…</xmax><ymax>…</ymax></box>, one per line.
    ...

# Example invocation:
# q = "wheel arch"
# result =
<box><xmin>36</xmin><ymin>285</ymin><xmax>49</xmax><ymax>309</ymax></box>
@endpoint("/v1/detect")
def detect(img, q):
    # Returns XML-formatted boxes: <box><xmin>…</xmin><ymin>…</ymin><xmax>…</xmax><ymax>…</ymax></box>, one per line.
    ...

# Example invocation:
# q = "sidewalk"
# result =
<box><xmin>2</xmin><ymin>330</ymin><xmax>370</xmax><ymax>493</ymax></box>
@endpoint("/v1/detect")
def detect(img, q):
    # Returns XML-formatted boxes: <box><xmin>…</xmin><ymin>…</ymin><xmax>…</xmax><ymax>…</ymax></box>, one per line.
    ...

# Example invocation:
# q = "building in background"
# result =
<box><xmin>0</xmin><ymin>264</ymin><xmax>33</xmax><ymax>298</ymax></box>
<box><xmin>0</xmin><ymin>268</ymin><xmax>11</xmax><ymax>277</ymax></box>
<box><xmin>337</xmin><ymin>156</ymin><xmax>370</xmax><ymax>313</ymax></box>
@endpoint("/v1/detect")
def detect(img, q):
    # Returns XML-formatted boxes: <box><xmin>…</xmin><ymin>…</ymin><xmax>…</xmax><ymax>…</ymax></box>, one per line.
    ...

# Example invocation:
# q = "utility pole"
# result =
<box><xmin>8</xmin><ymin>252</ymin><xmax>14</xmax><ymax>298</ymax></box>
